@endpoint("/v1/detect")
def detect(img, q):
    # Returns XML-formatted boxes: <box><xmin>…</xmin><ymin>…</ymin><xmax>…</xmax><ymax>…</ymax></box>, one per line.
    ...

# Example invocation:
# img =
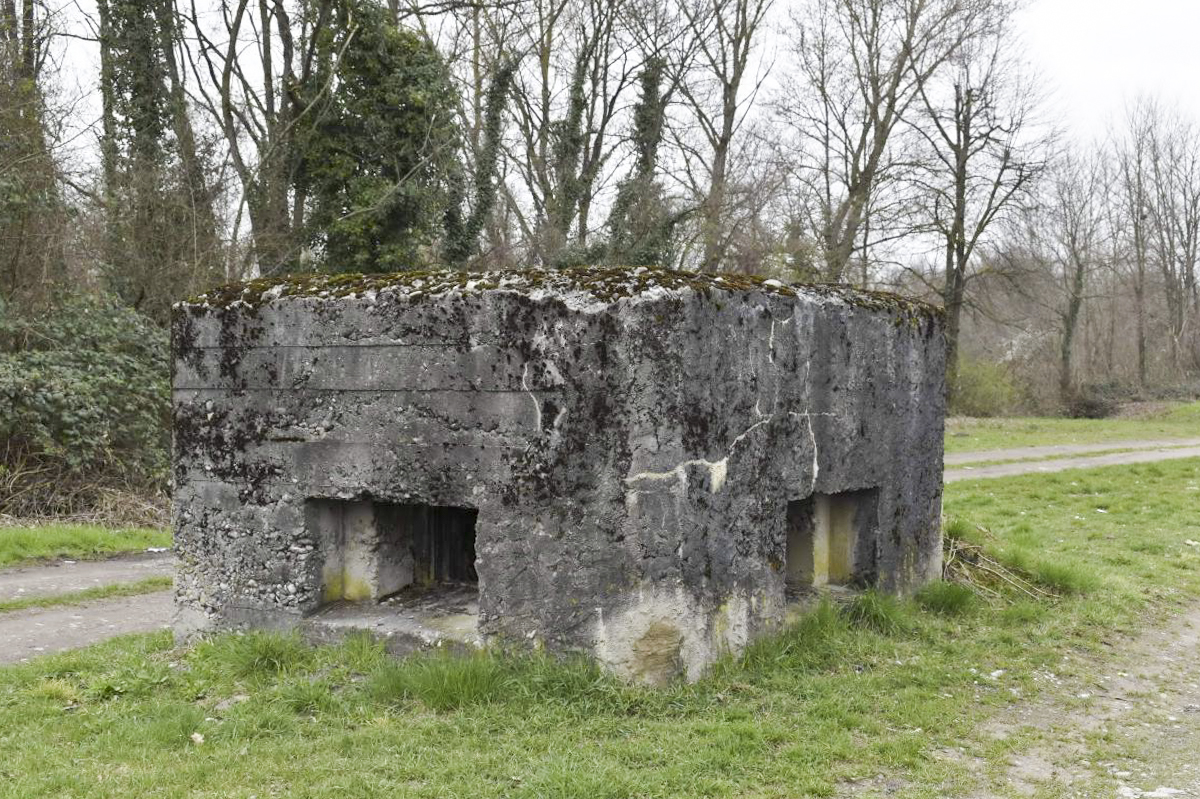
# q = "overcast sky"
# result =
<box><xmin>53</xmin><ymin>0</ymin><xmax>1200</xmax><ymax>161</ymax></box>
<box><xmin>1015</xmin><ymin>0</ymin><xmax>1200</xmax><ymax>140</ymax></box>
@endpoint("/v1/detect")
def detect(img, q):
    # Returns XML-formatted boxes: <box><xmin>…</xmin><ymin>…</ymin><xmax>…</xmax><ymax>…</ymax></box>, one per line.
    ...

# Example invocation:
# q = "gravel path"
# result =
<box><xmin>0</xmin><ymin>591</ymin><xmax>173</xmax><ymax>664</ymax></box>
<box><xmin>0</xmin><ymin>552</ymin><xmax>173</xmax><ymax>603</ymax></box>
<box><xmin>945</xmin><ymin>437</ymin><xmax>1200</xmax><ymax>466</ymax></box>
<box><xmin>945</xmin><ymin>445</ymin><xmax>1200</xmax><ymax>482</ymax></box>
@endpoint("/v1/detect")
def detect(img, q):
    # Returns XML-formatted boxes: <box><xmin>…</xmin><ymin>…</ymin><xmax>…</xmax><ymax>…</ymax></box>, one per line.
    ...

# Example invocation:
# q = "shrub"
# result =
<box><xmin>0</xmin><ymin>294</ymin><xmax>169</xmax><ymax>515</ymax></box>
<box><xmin>1065</xmin><ymin>382</ymin><xmax>1122</xmax><ymax>419</ymax></box>
<box><xmin>949</xmin><ymin>357</ymin><xmax>1021</xmax><ymax>417</ymax></box>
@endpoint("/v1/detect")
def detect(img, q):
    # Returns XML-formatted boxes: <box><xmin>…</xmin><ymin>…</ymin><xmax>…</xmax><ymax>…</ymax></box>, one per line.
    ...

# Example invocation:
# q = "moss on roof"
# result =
<box><xmin>183</xmin><ymin>265</ymin><xmax>943</xmax><ymax>322</ymax></box>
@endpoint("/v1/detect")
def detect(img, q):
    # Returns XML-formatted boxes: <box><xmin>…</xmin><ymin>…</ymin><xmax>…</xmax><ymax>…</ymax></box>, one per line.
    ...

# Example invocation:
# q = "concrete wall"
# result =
<box><xmin>172</xmin><ymin>268</ymin><xmax>945</xmax><ymax>681</ymax></box>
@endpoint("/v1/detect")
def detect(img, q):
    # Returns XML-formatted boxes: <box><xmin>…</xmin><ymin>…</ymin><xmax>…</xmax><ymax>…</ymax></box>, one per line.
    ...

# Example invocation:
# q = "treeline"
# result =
<box><xmin>1</xmin><ymin>0</ymin><xmax>1199</xmax><ymax>513</ymax></box>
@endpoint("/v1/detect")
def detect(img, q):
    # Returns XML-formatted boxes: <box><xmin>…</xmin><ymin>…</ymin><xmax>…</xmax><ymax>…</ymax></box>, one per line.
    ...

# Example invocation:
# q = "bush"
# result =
<box><xmin>1065</xmin><ymin>382</ymin><xmax>1122</xmax><ymax>419</ymax></box>
<box><xmin>0</xmin><ymin>295</ymin><xmax>169</xmax><ymax>515</ymax></box>
<box><xmin>950</xmin><ymin>357</ymin><xmax>1021</xmax><ymax>417</ymax></box>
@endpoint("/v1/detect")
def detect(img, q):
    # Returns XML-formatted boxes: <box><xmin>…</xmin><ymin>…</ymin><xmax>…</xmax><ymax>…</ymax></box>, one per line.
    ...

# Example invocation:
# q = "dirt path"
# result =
<box><xmin>946</xmin><ymin>601</ymin><xmax>1200</xmax><ymax>798</ymax></box>
<box><xmin>0</xmin><ymin>591</ymin><xmax>173</xmax><ymax>664</ymax></box>
<box><xmin>945</xmin><ymin>438</ymin><xmax>1200</xmax><ymax>466</ymax></box>
<box><xmin>0</xmin><ymin>552</ymin><xmax>172</xmax><ymax>603</ymax></box>
<box><xmin>945</xmin><ymin>445</ymin><xmax>1200</xmax><ymax>482</ymax></box>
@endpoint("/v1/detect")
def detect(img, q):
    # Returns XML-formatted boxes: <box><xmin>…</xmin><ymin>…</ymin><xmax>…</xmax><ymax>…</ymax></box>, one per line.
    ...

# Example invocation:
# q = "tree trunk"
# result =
<box><xmin>1060</xmin><ymin>258</ymin><xmax>1086</xmax><ymax>404</ymax></box>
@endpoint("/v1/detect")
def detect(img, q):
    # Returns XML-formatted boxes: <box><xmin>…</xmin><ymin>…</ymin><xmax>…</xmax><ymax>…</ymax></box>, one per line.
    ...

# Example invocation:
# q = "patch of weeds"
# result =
<box><xmin>844</xmin><ymin>590</ymin><xmax>912</xmax><ymax>634</ymax></box>
<box><xmin>916</xmin><ymin>580</ymin><xmax>978</xmax><ymax>616</ymax></box>
<box><xmin>511</xmin><ymin>756</ymin><xmax>637</xmax><ymax>799</ymax></box>
<box><xmin>944</xmin><ymin>517</ymin><xmax>975</xmax><ymax>541</ymax></box>
<box><xmin>26</xmin><ymin>678</ymin><xmax>82</xmax><ymax>706</ymax></box>
<box><xmin>1032</xmin><ymin>560</ymin><xmax>1099</xmax><ymax>595</ymax></box>
<box><xmin>506</xmin><ymin>653</ymin><xmax>651</xmax><ymax>716</ymax></box>
<box><xmin>213</xmin><ymin>700</ymin><xmax>298</xmax><ymax>742</ymax></box>
<box><xmin>730</xmin><ymin>599</ymin><xmax>851</xmax><ymax>675</ymax></box>
<box><xmin>325</xmin><ymin>631</ymin><xmax>388</xmax><ymax>674</ymax></box>
<box><xmin>85</xmin><ymin>662</ymin><xmax>172</xmax><ymax>701</ymax></box>
<box><xmin>367</xmin><ymin>649</ymin><xmax>510</xmax><ymax>712</ymax></box>
<box><xmin>192</xmin><ymin>631</ymin><xmax>315</xmax><ymax>681</ymax></box>
<box><xmin>138</xmin><ymin>703</ymin><xmax>206</xmax><ymax>749</ymax></box>
<box><xmin>273</xmin><ymin>677</ymin><xmax>343</xmax><ymax>716</ymax></box>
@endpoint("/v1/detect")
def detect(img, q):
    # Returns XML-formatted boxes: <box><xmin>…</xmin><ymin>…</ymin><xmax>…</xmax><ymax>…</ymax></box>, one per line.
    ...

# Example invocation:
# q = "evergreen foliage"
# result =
<box><xmin>443</xmin><ymin>58</ymin><xmax>517</xmax><ymax>265</ymax></box>
<box><xmin>297</xmin><ymin>0</ymin><xmax>463</xmax><ymax>272</ymax></box>
<box><xmin>0</xmin><ymin>296</ymin><xmax>170</xmax><ymax>515</ymax></box>
<box><xmin>602</xmin><ymin>59</ymin><xmax>677</xmax><ymax>267</ymax></box>
<box><xmin>96</xmin><ymin>0</ymin><xmax>222</xmax><ymax>322</ymax></box>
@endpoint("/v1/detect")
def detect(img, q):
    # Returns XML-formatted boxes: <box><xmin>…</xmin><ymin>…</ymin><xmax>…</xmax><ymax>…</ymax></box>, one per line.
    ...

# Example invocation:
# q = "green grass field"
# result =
<box><xmin>0</xmin><ymin>524</ymin><xmax>171</xmax><ymax>568</ymax></box>
<box><xmin>945</xmin><ymin>401</ymin><xmax>1200</xmax><ymax>453</ymax></box>
<box><xmin>1</xmin><ymin>459</ymin><xmax>1198</xmax><ymax>798</ymax></box>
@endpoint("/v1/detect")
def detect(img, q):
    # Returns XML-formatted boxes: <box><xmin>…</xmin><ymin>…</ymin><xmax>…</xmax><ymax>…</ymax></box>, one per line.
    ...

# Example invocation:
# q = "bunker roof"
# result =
<box><xmin>181</xmin><ymin>265</ymin><xmax>942</xmax><ymax>322</ymax></box>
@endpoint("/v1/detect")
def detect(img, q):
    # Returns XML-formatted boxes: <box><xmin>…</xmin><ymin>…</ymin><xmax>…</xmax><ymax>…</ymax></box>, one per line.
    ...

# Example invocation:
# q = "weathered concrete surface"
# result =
<box><xmin>172</xmin><ymin>266</ymin><xmax>945</xmax><ymax>681</ymax></box>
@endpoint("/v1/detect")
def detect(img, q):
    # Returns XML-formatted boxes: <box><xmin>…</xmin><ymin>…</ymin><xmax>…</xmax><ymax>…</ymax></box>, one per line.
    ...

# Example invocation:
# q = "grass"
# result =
<box><xmin>945</xmin><ymin>400</ymin><xmax>1200</xmax><ymax>453</ymax></box>
<box><xmin>0</xmin><ymin>523</ymin><xmax>170</xmax><ymax>568</ymax></box>
<box><xmin>0</xmin><ymin>459</ymin><xmax>1198</xmax><ymax>797</ymax></box>
<box><xmin>0</xmin><ymin>576</ymin><xmax>172</xmax><ymax>614</ymax></box>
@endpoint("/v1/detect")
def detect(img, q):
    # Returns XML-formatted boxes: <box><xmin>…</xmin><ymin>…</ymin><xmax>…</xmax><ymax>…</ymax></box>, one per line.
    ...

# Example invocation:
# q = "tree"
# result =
<box><xmin>498</xmin><ymin>0</ymin><xmax>643</xmax><ymax>266</ymax></box>
<box><xmin>296</xmin><ymin>0</ymin><xmax>463</xmax><ymax>271</ymax></box>
<box><xmin>676</xmin><ymin>0</ymin><xmax>773</xmax><ymax>272</ymax></box>
<box><xmin>0</xmin><ymin>0</ymin><xmax>65</xmax><ymax>307</ymax></box>
<box><xmin>186</xmin><ymin>0</ymin><xmax>339</xmax><ymax>274</ymax></box>
<box><xmin>1114</xmin><ymin>98</ymin><xmax>1155</xmax><ymax>386</ymax></box>
<box><xmin>602</xmin><ymin>57</ymin><xmax>676</xmax><ymax>265</ymax></box>
<box><xmin>1026</xmin><ymin>153</ymin><xmax>1109</xmax><ymax>405</ymax></box>
<box><xmin>187</xmin><ymin>0</ymin><xmax>471</xmax><ymax>274</ymax></box>
<box><xmin>1144</xmin><ymin>107</ymin><xmax>1200</xmax><ymax>371</ymax></box>
<box><xmin>97</xmin><ymin>0</ymin><xmax>223</xmax><ymax>320</ymax></box>
<box><xmin>912</xmin><ymin>13</ymin><xmax>1048</xmax><ymax>403</ymax></box>
<box><xmin>779</xmin><ymin>0</ymin><xmax>996</xmax><ymax>281</ymax></box>
<box><xmin>443</xmin><ymin>57</ymin><xmax>516</xmax><ymax>265</ymax></box>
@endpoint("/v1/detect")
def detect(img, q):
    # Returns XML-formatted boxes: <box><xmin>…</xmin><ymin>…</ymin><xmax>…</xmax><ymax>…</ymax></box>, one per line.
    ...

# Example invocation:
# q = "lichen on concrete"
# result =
<box><xmin>172</xmin><ymin>265</ymin><xmax>946</xmax><ymax>682</ymax></box>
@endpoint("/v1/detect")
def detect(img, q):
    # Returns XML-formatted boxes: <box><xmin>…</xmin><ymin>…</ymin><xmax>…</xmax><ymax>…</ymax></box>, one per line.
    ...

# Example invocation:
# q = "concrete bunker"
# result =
<box><xmin>172</xmin><ymin>266</ymin><xmax>945</xmax><ymax>681</ymax></box>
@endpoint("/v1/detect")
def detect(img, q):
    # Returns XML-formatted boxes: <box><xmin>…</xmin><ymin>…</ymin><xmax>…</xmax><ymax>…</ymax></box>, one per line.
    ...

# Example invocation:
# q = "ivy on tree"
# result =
<box><xmin>297</xmin><ymin>0</ymin><xmax>462</xmax><ymax>272</ymax></box>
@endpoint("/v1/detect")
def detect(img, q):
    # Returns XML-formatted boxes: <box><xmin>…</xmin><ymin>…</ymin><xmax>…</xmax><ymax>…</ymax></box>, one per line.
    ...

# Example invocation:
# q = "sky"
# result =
<box><xmin>51</xmin><ymin>0</ymin><xmax>1200</xmax><ymax>164</ymax></box>
<box><xmin>1015</xmin><ymin>0</ymin><xmax>1200</xmax><ymax>141</ymax></box>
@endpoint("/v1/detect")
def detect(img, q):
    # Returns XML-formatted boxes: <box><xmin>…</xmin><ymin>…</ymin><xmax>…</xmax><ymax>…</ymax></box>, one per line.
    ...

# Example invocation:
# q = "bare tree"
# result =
<box><xmin>778</xmin><ymin>0</ymin><xmax>996</xmax><ymax>281</ymax></box>
<box><xmin>675</xmin><ymin>0</ymin><xmax>772</xmax><ymax>272</ymax></box>
<box><xmin>1114</xmin><ymin>97</ymin><xmax>1156</xmax><ymax>386</ymax></box>
<box><xmin>1023</xmin><ymin>152</ymin><xmax>1109</xmax><ymax>404</ymax></box>
<box><xmin>1144</xmin><ymin>106</ymin><xmax>1200</xmax><ymax>371</ymax></box>
<box><xmin>497</xmin><ymin>0</ymin><xmax>643</xmax><ymax>265</ymax></box>
<box><xmin>182</xmin><ymin>0</ymin><xmax>338</xmax><ymax>274</ymax></box>
<box><xmin>911</xmin><ymin>13</ymin><xmax>1048</xmax><ymax>401</ymax></box>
